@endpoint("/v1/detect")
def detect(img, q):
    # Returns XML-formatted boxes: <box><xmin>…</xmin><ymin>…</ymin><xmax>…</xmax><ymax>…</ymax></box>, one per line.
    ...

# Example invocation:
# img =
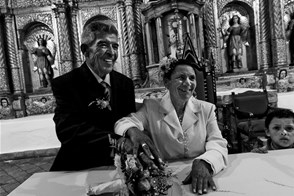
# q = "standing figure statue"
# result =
<box><xmin>224</xmin><ymin>15</ymin><xmax>249</xmax><ymax>73</ymax></box>
<box><xmin>286</xmin><ymin>17</ymin><xmax>294</xmax><ymax>66</ymax></box>
<box><xmin>31</xmin><ymin>38</ymin><xmax>54</xmax><ymax>88</ymax></box>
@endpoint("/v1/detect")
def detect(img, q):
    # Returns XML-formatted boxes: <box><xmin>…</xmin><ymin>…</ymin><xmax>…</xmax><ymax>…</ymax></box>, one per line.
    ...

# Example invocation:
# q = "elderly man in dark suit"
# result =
<box><xmin>50</xmin><ymin>15</ymin><xmax>137</xmax><ymax>171</ymax></box>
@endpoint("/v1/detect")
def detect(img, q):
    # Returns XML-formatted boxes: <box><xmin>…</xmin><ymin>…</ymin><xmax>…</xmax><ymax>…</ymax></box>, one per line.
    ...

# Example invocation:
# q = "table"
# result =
<box><xmin>8</xmin><ymin>149</ymin><xmax>294</xmax><ymax>196</ymax></box>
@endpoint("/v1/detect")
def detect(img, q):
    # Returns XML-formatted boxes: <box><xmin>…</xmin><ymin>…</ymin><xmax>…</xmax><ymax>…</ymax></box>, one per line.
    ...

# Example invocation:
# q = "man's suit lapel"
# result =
<box><xmin>80</xmin><ymin>63</ymin><xmax>105</xmax><ymax>103</ymax></box>
<box><xmin>109</xmin><ymin>71</ymin><xmax>117</xmax><ymax>109</ymax></box>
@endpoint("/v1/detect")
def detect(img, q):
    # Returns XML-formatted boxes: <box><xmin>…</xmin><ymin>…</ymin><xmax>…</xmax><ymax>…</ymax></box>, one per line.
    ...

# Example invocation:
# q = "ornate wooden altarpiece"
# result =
<box><xmin>0</xmin><ymin>0</ymin><xmax>293</xmax><ymax>119</ymax></box>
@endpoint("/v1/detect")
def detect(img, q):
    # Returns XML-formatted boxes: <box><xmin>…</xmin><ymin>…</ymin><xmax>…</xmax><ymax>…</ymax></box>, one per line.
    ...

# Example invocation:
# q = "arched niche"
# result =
<box><xmin>219</xmin><ymin>1</ymin><xmax>257</xmax><ymax>73</ymax></box>
<box><xmin>141</xmin><ymin>0</ymin><xmax>205</xmax><ymax>66</ymax></box>
<box><xmin>20</xmin><ymin>22</ymin><xmax>57</xmax><ymax>92</ymax></box>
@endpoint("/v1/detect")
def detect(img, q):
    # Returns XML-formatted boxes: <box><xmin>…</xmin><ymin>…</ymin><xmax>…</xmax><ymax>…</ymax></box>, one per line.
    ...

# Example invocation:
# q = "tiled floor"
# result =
<box><xmin>0</xmin><ymin>156</ymin><xmax>55</xmax><ymax>196</ymax></box>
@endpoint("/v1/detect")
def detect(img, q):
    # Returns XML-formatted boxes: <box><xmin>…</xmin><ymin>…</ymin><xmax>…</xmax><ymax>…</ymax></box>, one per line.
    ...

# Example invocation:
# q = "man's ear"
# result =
<box><xmin>265</xmin><ymin>128</ymin><xmax>270</xmax><ymax>137</ymax></box>
<box><xmin>81</xmin><ymin>44</ymin><xmax>88</xmax><ymax>56</ymax></box>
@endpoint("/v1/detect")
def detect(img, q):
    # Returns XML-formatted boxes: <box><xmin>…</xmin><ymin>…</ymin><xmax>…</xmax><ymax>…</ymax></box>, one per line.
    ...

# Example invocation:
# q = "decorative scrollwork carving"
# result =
<box><xmin>101</xmin><ymin>6</ymin><xmax>117</xmax><ymax>21</ymax></box>
<box><xmin>16</xmin><ymin>13</ymin><xmax>53</xmax><ymax>29</ymax></box>
<box><xmin>12</xmin><ymin>0</ymin><xmax>51</xmax><ymax>8</ymax></box>
<box><xmin>81</xmin><ymin>8</ymin><xmax>101</xmax><ymax>27</ymax></box>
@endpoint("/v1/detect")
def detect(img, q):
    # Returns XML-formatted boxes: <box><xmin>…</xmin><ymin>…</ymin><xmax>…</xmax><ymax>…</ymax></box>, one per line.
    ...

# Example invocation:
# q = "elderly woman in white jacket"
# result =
<box><xmin>115</xmin><ymin>58</ymin><xmax>228</xmax><ymax>195</ymax></box>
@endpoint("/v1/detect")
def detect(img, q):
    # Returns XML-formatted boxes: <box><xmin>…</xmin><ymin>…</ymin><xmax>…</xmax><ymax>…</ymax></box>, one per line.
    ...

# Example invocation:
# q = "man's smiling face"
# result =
<box><xmin>87</xmin><ymin>33</ymin><xmax>119</xmax><ymax>78</ymax></box>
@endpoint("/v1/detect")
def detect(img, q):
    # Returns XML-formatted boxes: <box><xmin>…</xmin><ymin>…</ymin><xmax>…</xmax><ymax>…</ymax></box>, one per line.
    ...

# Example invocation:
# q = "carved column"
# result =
<box><xmin>0</xmin><ymin>16</ymin><xmax>10</xmax><ymax>94</ymax></box>
<box><xmin>269</xmin><ymin>0</ymin><xmax>288</xmax><ymax>68</ymax></box>
<box><xmin>70</xmin><ymin>0</ymin><xmax>82</xmax><ymax>68</ymax></box>
<box><xmin>198</xmin><ymin>12</ymin><xmax>204</xmax><ymax>56</ymax></box>
<box><xmin>259</xmin><ymin>0</ymin><xmax>272</xmax><ymax>69</ymax></box>
<box><xmin>5</xmin><ymin>13</ymin><xmax>22</xmax><ymax>93</ymax></box>
<box><xmin>134</xmin><ymin>0</ymin><xmax>146</xmax><ymax>79</ymax></box>
<box><xmin>125</xmin><ymin>0</ymin><xmax>141</xmax><ymax>84</ymax></box>
<box><xmin>202</xmin><ymin>1</ymin><xmax>217</xmax><ymax>51</ymax></box>
<box><xmin>156</xmin><ymin>16</ymin><xmax>165</xmax><ymax>60</ymax></box>
<box><xmin>117</xmin><ymin>0</ymin><xmax>131</xmax><ymax>77</ymax></box>
<box><xmin>53</xmin><ymin>2</ymin><xmax>73</xmax><ymax>75</ymax></box>
<box><xmin>145</xmin><ymin>21</ymin><xmax>154</xmax><ymax>65</ymax></box>
<box><xmin>188</xmin><ymin>13</ymin><xmax>198</xmax><ymax>53</ymax></box>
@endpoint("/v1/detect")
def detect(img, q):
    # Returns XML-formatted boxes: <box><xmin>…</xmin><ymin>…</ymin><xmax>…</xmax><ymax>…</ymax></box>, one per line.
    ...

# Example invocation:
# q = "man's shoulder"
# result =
<box><xmin>111</xmin><ymin>70</ymin><xmax>132</xmax><ymax>81</ymax></box>
<box><xmin>53</xmin><ymin>66</ymin><xmax>82</xmax><ymax>84</ymax></box>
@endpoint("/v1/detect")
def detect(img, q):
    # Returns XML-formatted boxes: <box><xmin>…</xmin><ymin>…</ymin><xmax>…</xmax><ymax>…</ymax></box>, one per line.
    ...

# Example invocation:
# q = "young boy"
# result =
<box><xmin>251</xmin><ymin>109</ymin><xmax>294</xmax><ymax>153</ymax></box>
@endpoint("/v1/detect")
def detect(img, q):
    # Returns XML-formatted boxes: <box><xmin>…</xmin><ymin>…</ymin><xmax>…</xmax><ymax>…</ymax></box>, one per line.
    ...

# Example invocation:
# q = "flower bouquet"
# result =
<box><xmin>114</xmin><ymin>152</ymin><xmax>172</xmax><ymax>196</ymax></box>
<box><xmin>87</xmin><ymin>138</ymin><xmax>172</xmax><ymax>196</ymax></box>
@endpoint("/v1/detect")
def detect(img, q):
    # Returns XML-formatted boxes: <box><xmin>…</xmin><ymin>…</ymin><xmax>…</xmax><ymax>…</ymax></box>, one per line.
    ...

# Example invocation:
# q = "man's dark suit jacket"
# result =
<box><xmin>50</xmin><ymin>63</ymin><xmax>136</xmax><ymax>171</ymax></box>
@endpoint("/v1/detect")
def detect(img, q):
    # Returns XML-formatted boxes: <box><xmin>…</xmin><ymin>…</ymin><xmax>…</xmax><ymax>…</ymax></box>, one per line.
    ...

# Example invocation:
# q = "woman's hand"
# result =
<box><xmin>182</xmin><ymin>159</ymin><xmax>216</xmax><ymax>195</ymax></box>
<box><xmin>125</xmin><ymin>127</ymin><xmax>165</xmax><ymax>169</ymax></box>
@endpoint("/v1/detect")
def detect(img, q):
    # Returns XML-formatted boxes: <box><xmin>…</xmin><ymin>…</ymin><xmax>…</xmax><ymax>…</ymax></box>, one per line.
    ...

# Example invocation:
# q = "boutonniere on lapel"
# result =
<box><xmin>88</xmin><ymin>98</ymin><xmax>111</xmax><ymax>111</ymax></box>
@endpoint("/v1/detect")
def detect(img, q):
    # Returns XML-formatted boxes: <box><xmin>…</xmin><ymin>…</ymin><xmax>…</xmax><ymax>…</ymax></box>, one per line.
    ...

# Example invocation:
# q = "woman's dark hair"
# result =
<box><xmin>40</xmin><ymin>97</ymin><xmax>47</xmax><ymax>102</ymax></box>
<box><xmin>0</xmin><ymin>98</ymin><xmax>9</xmax><ymax>106</ymax></box>
<box><xmin>278</xmin><ymin>69</ymin><xmax>287</xmax><ymax>79</ymax></box>
<box><xmin>161</xmin><ymin>59</ymin><xmax>197</xmax><ymax>81</ymax></box>
<box><xmin>265</xmin><ymin>109</ymin><xmax>294</xmax><ymax>129</ymax></box>
<box><xmin>37</xmin><ymin>38</ymin><xmax>47</xmax><ymax>47</ymax></box>
<box><xmin>229</xmin><ymin>15</ymin><xmax>241</xmax><ymax>26</ymax></box>
<box><xmin>239</xmin><ymin>77</ymin><xmax>246</xmax><ymax>83</ymax></box>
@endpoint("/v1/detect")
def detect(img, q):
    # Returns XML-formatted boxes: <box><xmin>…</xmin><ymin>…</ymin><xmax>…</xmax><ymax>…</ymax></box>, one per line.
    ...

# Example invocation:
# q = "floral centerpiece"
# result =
<box><xmin>87</xmin><ymin>138</ymin><xmax>172</xmax><ymax>196</ymax></box>
<box><xmin>113</xmin><ymin>152</ymin><xmax>172</xmax><ymax>196</ymax></box>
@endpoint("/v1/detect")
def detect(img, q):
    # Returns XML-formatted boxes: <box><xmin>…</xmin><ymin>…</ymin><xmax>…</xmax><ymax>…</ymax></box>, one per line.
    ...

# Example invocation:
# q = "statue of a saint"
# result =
<box><xmin>286</xmin><ymin>18</ymin><xmax>294</xmax><ymax>66</ymax></box>
<box><xmin>223</xmin><ymin>15</ymin><xmax>249</xmax><ymax>73</ymax></box>
<box><xmin>31</xmin><ymin>38</ymin><xmax>54</xmax><ymax>88</ymax></box>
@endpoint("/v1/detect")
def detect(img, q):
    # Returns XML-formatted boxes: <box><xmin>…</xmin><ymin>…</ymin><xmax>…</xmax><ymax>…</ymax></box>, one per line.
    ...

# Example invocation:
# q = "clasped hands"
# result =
<box><xmin>116</xmin><ymin>127</ymin><xmax>216</xmax><ymax>195</ymax></box>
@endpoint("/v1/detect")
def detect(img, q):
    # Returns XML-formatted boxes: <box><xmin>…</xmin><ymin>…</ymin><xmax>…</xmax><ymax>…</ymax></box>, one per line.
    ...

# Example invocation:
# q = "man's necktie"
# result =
<box><xmin>101</xmin><ymin>81</ymin><xmax>111</xmax><ymax>110</ymax></box>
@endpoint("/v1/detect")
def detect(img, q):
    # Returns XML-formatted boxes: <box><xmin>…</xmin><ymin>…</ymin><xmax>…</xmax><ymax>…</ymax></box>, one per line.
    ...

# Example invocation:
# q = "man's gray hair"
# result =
<box><xmin>81</xmin><ymin>15</ymin><xmax>118</xmax><ymax>54</ymax></box>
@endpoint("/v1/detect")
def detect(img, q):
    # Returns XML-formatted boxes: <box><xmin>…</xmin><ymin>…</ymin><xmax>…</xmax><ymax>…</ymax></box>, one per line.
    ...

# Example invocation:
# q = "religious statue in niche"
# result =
<box><xmin>167</xmin><ymin>11</ymin><xmax>186</xmax><ymax>59</ymax></box>
<box><xmin>31</xmin><ymin>36</ymin><xmax>56</xmax><ymax>88</ymax></box>
<box><xmin>285</xmin><ymin>13</ymin><xmax>294</xmax><ymax>66</ymax></box>
<box><xmin>220</xmin><ymin>14</ymin><xmax>249</xmax><ymax>73</ymax></box>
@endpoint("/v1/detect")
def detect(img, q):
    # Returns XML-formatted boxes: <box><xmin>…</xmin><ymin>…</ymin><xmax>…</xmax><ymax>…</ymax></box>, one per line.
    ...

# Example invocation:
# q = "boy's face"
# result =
<box><xmin>265</xmin><ymin>117</ymin><xmax>294</xmax><ymax>149</ymax></box>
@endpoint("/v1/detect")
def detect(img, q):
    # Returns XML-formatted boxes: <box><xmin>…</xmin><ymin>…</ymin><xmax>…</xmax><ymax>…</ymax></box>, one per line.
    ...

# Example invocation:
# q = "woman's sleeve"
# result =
<box><xmin>196</xmin><ymin>104</ymin><xmax>228</xmax><ymax>175</ymax></box>
<box><xmin>115</xmin><ymin>99</ymin><xmax>150</xmax><ymax>136</ymax></box>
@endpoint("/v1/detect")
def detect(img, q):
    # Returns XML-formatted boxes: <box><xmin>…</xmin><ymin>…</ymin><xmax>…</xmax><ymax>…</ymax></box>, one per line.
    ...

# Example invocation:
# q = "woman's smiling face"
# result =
<box><xmin>165</xmin><ymin>64</ymin><xmax>196</xmax><ymax>104</ymax></box>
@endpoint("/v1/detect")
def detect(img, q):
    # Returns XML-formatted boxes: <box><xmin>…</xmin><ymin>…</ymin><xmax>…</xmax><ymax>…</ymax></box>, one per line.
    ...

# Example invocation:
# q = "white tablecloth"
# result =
<box><xmin>8</xmin><ymin>149</ymin><xmax>294</xmax><ymax>196</ymax></box>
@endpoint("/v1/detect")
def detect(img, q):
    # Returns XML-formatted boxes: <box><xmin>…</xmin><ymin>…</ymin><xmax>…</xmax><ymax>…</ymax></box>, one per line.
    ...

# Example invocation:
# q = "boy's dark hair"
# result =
<box><xmin>265</xmin><ymin>109</ymin><xmax>294</xmax><ymax>129</ymax></box>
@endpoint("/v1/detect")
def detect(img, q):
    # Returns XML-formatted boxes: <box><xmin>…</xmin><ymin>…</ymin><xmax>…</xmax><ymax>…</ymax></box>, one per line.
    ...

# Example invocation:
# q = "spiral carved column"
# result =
<box><xmin>70</xmin><ymin>3</ymin><xmax>82</xmax><ymax>68</ymax></box>
<box><xmin>203</xmin><ymin>1</ymin><xmax>217</xmax><ymax>49</ymax></box>
<box><xmin>134</xmin><ymin>0</ymin><xmax>146</xmax><ymax>80</ymax></box>
<box><xmin>269</xmin><ymin>0</ymin><xmax>288</xmax><ymax>68</ymax></box>
<box><xmin>125</xmin><ymin>0</ymin><xmax>141</xmax><ymax>84</ymax></box>
<box><xmin>117</xmin><ymin>0</ymin><xmax>131</xmax><ymax>77</ymax></box>
<box><xmin>0</xmin><ymin>19</ymin><xmax>10</xmax><ymax>94</ymax></box>
<box><xmin>259</xmin><ymin>0</ymin><xmax>272</xmax><ymax>69</ymax></box>
<box><xmin>155</xmin><ymin>17</ymin><xmax>165</xmax><ymax>60</ymax></box>
<box><xmin>5</xmin><ymin>14</ymin><xmax>22</xmax><ymax>93</ymax></box>
<box><xmin>53</xmin><ymin>2</ymin><xmax>73</xmax><ymax>75</ymax></box>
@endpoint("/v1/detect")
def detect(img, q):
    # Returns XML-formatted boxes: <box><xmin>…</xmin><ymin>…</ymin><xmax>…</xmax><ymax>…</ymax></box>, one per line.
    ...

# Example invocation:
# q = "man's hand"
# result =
<box><xmin>125</xmin><ymin>127</ymin><xmax>165</xmax><ymax>169</ymax></box>
<box><xmin>182</xmin><ymin>159</ymin><xmax>216</xmax><ymax>195</ymax></box>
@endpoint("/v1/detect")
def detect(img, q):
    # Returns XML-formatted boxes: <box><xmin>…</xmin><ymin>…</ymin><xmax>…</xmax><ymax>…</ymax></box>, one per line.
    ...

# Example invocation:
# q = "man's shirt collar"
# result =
<box><xmin>87</xmin><ymin>64</ymin><xmax>111</xmax><ymax>86</ymax></box>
